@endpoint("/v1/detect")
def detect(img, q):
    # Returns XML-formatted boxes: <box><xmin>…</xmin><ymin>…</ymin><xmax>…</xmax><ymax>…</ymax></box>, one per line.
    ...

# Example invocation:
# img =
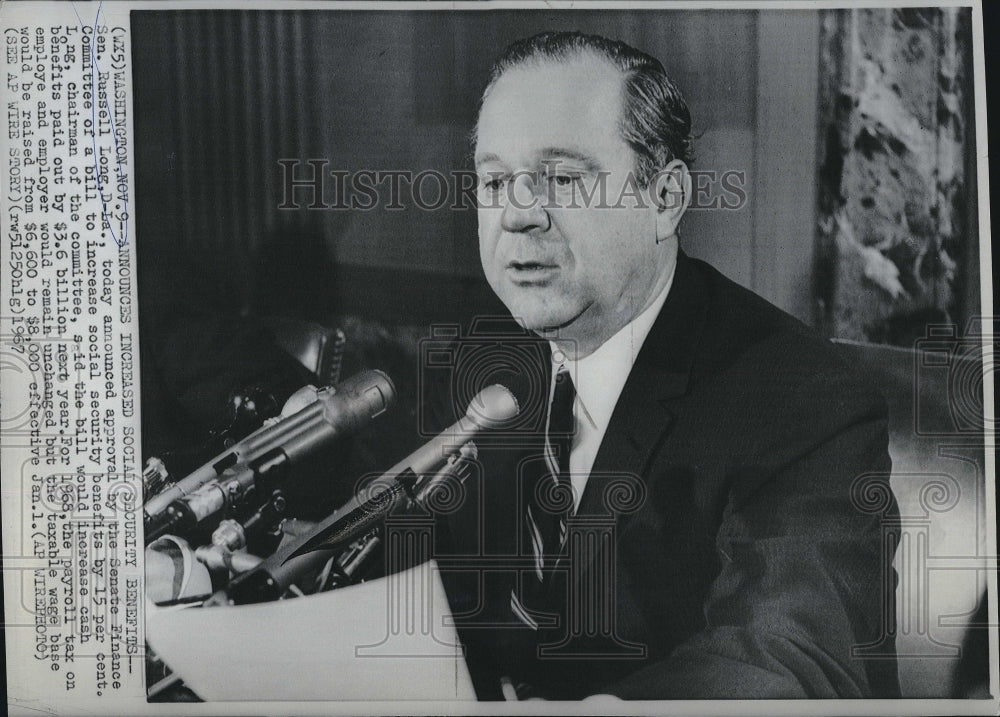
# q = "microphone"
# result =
<box><xmin>204</xmin><ymin>383</ymin><xmax>519</xmax><ymax>606</ymax></box>
<box><xmin>287</xmin><ymin>383</ymin><xmax>519</xmax><ymax>559</ymax></box>
<box><xmin>144</xmin><ymin>448</ymin><xmax>288</xmax><ymax>543</ymax></box>
<box><xmin>143</xmin><ymin>369</ymin><xmax>396</xmax><ymax>527</ymax></box>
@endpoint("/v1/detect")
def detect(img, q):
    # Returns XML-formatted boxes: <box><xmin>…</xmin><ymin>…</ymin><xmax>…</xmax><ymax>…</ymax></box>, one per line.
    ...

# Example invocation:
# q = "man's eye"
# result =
<box><xmin>480</xmin><ymin>176</ymin><xmax>507</xmax><ymax>193</ymax></box>
<box><xmin>547</xmin><ymin>173</ymin><xmax>581</xmax><ymax>188</ymax></box>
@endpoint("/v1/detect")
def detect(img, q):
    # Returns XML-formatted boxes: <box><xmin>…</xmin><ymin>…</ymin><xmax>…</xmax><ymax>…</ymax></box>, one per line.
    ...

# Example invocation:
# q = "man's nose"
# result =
<box><xmin>501</xmin><ymin>172</ymin><xmax>551</xmax><ymax>233</ymax></box>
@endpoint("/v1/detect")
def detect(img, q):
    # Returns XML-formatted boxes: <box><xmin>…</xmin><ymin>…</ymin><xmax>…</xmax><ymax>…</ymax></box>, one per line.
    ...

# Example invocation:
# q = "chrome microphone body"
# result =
<box><xmin>287</xmin><ymin>383</ymin><xmax>521</xmax><ymax>558</ymax></box>
<box><xmin>205</xmin><ymin>383</ymin><xmax>520</xmax><ymax>606</ymax></box>
<box><xmin>143</xmin><ymin>369</ymin><xmax>396</xmax><ymax>527</ymax></box>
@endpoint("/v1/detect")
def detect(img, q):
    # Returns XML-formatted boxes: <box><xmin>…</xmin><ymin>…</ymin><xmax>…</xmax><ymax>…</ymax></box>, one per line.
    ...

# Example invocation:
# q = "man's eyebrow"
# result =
<box><xmin>475</xmin><ymin>149</ymin><xmax>602</xmax><ymax>171</ymax></box>
<box><xmin>474</xmin><ymin>152</ymin><xmax>503</xmax><ymax>168</ymax></box>
<box><xmin>538</xmin><ymin>147</ymin><xmax>602</xmax><ymax>171</ymax></box>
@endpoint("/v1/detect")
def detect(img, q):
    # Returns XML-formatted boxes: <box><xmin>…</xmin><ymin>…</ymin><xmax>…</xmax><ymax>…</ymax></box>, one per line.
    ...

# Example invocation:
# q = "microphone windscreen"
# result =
<box><xmin>449</xmin><ymin>340</ymin><xmax>550</xmax><ymax>432</ymax></box>
<box><xmin>464</xmin><ymin>384</ymin><xmax>519</xmax><ymax>429</ymax></box>
<box><xmin>485</xmin><ymin>369</ymin><xmax>533</xmax><ymax>413</ymax></box>
<box><xmin>478</xmin><ymin>367</ymin><xmax>550</xmax><ymax>433</ymax></box>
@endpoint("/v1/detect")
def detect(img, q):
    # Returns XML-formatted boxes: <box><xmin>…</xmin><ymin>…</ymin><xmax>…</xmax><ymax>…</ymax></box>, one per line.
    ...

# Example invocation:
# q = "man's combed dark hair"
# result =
<box><xmin>480</xmin><ymin>31</ymin><xmax>694</xmax><ymax>186</ymax></box>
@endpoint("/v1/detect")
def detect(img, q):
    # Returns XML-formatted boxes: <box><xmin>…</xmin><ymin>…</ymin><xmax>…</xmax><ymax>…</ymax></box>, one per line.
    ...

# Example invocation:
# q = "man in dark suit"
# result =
<box><xmin>431</xmin><ymin>31</ymin><xmax>899</xmax><ymax>700</ymax></box>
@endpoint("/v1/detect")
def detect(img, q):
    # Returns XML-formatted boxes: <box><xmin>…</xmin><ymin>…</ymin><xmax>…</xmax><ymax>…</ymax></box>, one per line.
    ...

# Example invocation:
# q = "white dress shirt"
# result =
<box><xmin>549</xmin><ymin>266</ymin><xmax>676</xmax><ymax>513</ymax></box>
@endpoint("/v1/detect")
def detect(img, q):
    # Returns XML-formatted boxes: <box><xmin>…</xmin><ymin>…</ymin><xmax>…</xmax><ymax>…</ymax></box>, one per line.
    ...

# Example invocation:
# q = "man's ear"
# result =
<box><xmin>652</xmin><ymin>159</ymin><xmax>691</xmax><ymax>241</ymax></box>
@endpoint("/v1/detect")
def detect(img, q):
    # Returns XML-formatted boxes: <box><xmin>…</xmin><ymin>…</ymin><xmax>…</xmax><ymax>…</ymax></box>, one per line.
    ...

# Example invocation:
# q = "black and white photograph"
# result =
<box><xmin>1</xmin><ymin>1</ymin><xmax>996</xmax><ymax>714</ymax></box>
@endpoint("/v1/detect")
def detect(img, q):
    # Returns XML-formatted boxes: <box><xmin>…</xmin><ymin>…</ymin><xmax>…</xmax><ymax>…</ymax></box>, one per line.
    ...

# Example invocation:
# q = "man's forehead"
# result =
<box><xmin>492</xmin><ymin>51</ymin><xmax>622</xmax><ymax>90</ymax></box>
<box><xmin>475</xmin><ymin>53</ymin><xmax>627</xmax><ymax>164</ymax></box>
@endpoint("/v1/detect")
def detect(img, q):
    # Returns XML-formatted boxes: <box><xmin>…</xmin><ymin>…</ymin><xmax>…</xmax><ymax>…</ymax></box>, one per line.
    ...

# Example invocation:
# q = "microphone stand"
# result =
<box><xmin>145</xmin><ymin>449</ymin><xmax>290</xmax><ymax>544</ymax></box>
<box><xmin>204</xmin><ymin>440</ymin><xmax>478</xmax><ymax>606</ymax></box>
<box><xmin>144</xmin><ymin>443</ymin><xmax>479</xmax><ymax>702</ymax></box>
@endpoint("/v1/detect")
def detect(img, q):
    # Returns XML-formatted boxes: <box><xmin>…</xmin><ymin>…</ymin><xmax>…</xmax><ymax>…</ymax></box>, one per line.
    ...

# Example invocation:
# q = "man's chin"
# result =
<box><xmin>507</xmin><ymin>314</ymin><xmax>545</xmax><ymax>333</ymax></box>
<box><xmin>506</xmin><ymin>310</ymin><xmax>578</xmax><ymax>339</ymax></box>
<box><xmin>494</xmin><ymin>289</ymin><xmax>587</xmax><ymax>336</ymax></box>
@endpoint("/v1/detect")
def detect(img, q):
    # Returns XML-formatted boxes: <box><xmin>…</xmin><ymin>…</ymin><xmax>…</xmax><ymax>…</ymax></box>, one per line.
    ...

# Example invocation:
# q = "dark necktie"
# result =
<box><xmin>511</xmin><ymin>366</ymin><xmax>575</xmax><ymax>628</ymax></box>
<box><xmin>545</xmin><ymin>367</ymin><xmax>575</xmax><ymax>553</ymax></box>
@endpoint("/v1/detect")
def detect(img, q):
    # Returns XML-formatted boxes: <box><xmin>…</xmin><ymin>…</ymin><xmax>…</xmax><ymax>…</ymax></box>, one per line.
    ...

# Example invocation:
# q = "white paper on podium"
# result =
<box><xmin>146</xmin><ymin>560</ymin><xmax>476</xmax><ymax>701</ymax></box>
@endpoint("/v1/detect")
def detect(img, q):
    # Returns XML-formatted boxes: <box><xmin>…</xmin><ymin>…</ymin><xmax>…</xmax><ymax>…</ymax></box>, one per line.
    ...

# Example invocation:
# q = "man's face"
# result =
<box><xmin>475</xmin><ymin>54</ymin><xmax>672</xmax><ymax>357</ymax></box>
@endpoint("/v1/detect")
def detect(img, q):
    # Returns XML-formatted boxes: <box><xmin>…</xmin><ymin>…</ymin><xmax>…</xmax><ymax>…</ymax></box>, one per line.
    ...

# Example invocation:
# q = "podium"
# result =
<box><xmin>146</xmin><ymin>560</ymin><xmax>476</xmax><ymax>701</ymax></box>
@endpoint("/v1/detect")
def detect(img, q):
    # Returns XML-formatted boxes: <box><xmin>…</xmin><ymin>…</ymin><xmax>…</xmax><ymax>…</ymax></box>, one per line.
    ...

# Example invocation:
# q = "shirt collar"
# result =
<box><xmin>550</xmin><ymin>265</ymin><xmax>676</xmax><ymax>432</ymax></box>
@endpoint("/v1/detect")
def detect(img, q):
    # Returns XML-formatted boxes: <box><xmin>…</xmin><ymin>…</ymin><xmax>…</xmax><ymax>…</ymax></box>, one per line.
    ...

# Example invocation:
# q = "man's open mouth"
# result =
<box><xmin>508</xmin><ymin>261</ymin><xmax>556</xmax><ymax>271</ymax></box>
<box><xmin>506</xmin><ymin>261</ymin><xmax>558</xmax><ymax>284</ymax></box>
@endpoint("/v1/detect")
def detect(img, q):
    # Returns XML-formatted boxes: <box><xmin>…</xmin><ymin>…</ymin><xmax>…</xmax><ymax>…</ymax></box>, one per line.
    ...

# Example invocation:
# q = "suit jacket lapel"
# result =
<box><xmin>576</xmin><ymin>249</ymin><xmax>710</xmax><ymax>531</ymax></box>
